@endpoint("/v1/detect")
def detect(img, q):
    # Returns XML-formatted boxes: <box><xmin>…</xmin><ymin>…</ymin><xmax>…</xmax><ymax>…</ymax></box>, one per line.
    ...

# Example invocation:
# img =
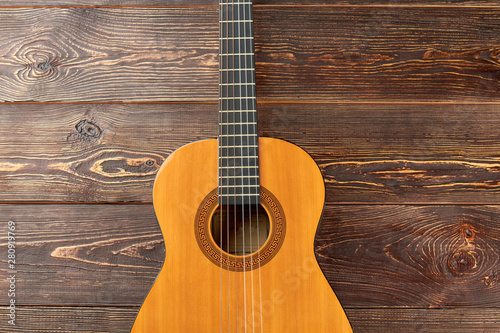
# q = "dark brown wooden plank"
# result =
<box><xmin>1</xmin><ymin>1</ymin><xmax>500</xmax><ymax>7</ymax></box>
<box><xmin>0</xmin><ymin>204</ymin><xmax>163</xmax><ymax>306</ymax></box>
<box><xmin>345</xmin><ymin>308</ymin><xmax>500</xmax><ymax>333</ymax></box>
<box><xmin>0</xmin><ymin>7</ymin><xmax>218</xmax><ymax>103</ymax></box>
<box><xmin>1</xmin><ymin>204</ymin><xmax>500</xmax><ymax>309</ymax></box>
<box><xmin>317</xmin><ymin>205</ymin><xmax>500</xmax><ymax>308</ymax></box>
<box><xmin>1</xmin><ymin>306</ymin><xmax>500</xmax><ymax>333</ymax></box>
<box><xmin>256</xmin><ymin>6</ymin><xmax>500</xmax><ymax>102</ymax></box>
<box><xmin>1</xmin><ymin>7</ymin><xmax>500</xmax><ymax>102</ymax></box>
<box><xmin>1</xmin><ymin>103</ymin><xmax>499</xmax><ymax>203</ymax></box>
<box><xmin>0</xmin><ymin>306</ymin><xmax>138</xmax><ymax>333</ymax></box>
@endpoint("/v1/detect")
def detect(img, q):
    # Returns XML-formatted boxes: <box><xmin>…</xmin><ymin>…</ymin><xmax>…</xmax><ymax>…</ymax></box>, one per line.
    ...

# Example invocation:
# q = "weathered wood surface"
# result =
<box><xmin>1</xmin><ymin>2</ymin><xmax>499</xmax><ymax>332</ymax></box>
<box><xmin>1</xmin><ymin>307</ymin><xmax>500</xmax><ymax>333</ymax></box>
<box><xmin>2</xmin><ymin>1</ymin><xmax>500</xmax><ymax>6</ymax></box>
<box><xmin>1</xmin><ymin>204</ymin><xmax>500</xmax><ymax>331</ymax></box>
<box><xmin>1</xmin><ymin>204</ymin><xmax>499</xmax><ymax>307</ymax></box>
<box><xmin>2</xmin><ymin>306</ymin><xmax>500</xmax><ymax>333</ymax></box>
<box><xmin>1</xmin><ymin>103</ymin><xmax>499</xmax><ymax>203</ymax></box>
<box><xmin>0</xmin><ymin>205</ymin><xmax>163</xmax><ymax>306</ymax></box>
<box><xmin>317</xmin><ymin>205</ymin><xmax>500</xmax><ymax>307</ymax></box>
<box><xmin>1</xmin><ymin>7</ymin><xmax>500</xmax><ymax>102</ymax></box>
<box><xmin>0</xmin><ymin>306</ymin><xmax>139</xmax><ymax>333</ymax></box>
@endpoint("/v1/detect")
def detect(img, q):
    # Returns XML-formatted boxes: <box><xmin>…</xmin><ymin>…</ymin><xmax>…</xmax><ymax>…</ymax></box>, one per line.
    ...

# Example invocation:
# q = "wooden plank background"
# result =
<box><xmin>1</xmin><ymin>1</ymin><xmax>499</xmax><ymax>332</ymax></box>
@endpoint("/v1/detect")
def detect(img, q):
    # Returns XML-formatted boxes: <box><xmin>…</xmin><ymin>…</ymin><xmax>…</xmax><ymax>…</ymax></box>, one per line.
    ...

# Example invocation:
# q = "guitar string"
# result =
<box><xmin>235</xmin><ymin>0</ymin><xmax>249</xmax><ymax>331</ymax></box>
<box><xmin>219</xmin><ymin>1</ymin><xmax>225</xmax><ymax>332</ymax></box>
<box><xmin>247</xmin><ymin>2</ymin><xmax>264</xmax><ymax>331</ymax></box>
<box><xmin>232</xmin><ymin>1</ymin><xmax>242</xmax><ymax>331</ymax></box>
<box><xmin>240</xmin><ymin>2</ymin><xmax>256</xmax><ymax>332</ymax></box>
<box><xmin>222</xmin><ymin>1</ymin><xmax>233</xmax><ymax>331</ymax></box>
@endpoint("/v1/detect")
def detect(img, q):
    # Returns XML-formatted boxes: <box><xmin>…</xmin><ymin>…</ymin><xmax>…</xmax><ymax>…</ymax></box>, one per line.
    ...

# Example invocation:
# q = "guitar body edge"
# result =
<box><xmin>131</xmin><ymin>137</ymin><xmax>352</xmax><ymax>332</ymax></box>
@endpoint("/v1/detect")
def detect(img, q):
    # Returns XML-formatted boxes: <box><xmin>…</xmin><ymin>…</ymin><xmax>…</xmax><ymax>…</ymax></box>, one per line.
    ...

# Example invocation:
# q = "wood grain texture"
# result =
<box><xmin>0</xmin><ymin>204</ymin><xmax>163</xmax><ymax>306</ymax></box>
<box><xmin>0</xmin><ymin>306</ymin><xmax>139</xmax><ymax>333</ymax></box>
<box><xmin>1</xmin><ymin>204</ymin><xmax>499</xmax><ymax>308</ymax></box>
<box><xmin>2</xmin><ymin>1</ymin><xmax>500</xmax><ymax>7</ymax></box>
<box><xmin>317</xmin><ymin>205</ymin><xmax>500</xmax><ymax>308</ymax></box>
<box><xmin>1</xmin><ymin>7</ymin><xmax>500</xmax><ymax>102</ymax></box>
<box><xmin>345</xmin><ymin>308</ymin><xmax>500</xmax><ymax>333</ymax></box>
<box><xmin>2</xmin><ymin>204</ymin><xmax>500</xmax><ymax>332</ymax></box>
<box><xmin>0</xmin><ymin>7</ymin><xmax>218</xmax><ymax>102</ymax></box>
<box><xmin>1</xmin><ymin>307</ymin><xmax>500</xmax><ymax>333</ymax></box>
<box><xmin>1</xmin><ymin>103</ymin><xmax>499</xmax><ymax>203</ymax></box>
<box><xmin>1</xmin><ymin>2</ymin><xmax>499</xmax><ymax>332</ymax></box>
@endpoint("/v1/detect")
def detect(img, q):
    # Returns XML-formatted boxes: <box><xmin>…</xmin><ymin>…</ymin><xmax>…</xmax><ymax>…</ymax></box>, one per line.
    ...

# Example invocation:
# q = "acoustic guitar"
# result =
<box><xmin>131</xmin><ymin>1</ymin><xmax>352</xmax><ymax>332</ymax></box>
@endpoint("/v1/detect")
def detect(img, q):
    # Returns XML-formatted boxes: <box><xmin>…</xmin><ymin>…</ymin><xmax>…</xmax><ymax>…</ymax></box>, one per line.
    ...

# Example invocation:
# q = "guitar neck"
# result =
<box><xmin>218</xmin><ymin>0</ymin><xmax>260</xmax><ymax>206</ymax></box>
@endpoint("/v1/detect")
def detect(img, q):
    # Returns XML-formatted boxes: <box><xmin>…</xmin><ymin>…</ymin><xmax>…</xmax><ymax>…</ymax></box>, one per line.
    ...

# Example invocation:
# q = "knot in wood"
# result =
<box><xmin>76</xmin><ymin>120</ymin><xmax>102</xmax><ymax>139</ymax></box>
<box><xmin>461</xmin><ymin>223</ymin><xmax>476</xmax><ymax>240</ymax></box>
<box><xmin>482</xmin><ymin>273</ymin><xmax>498</xmax><ymax>287</ymax></box>
<box><xmin>447</xmin><ymin>249</ymin><xmax>477</xmax><ymax>276</ymax></box>
<box><xmin>37</xmin><ymin>62</ymin><xmax>51</xmax><ymax>72</ymax></box>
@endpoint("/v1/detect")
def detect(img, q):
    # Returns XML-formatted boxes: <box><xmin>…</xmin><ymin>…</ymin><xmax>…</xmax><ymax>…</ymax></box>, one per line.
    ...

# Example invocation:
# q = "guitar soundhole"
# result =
<box><xmin>195</xmin><ymin>187</ymin><xmax>286</xmax><ymax>271</ymax></box>
<box><xmin>211</xmin><ymin>204</ymin><xmax>270</xmax><ymax>256</ymax></box>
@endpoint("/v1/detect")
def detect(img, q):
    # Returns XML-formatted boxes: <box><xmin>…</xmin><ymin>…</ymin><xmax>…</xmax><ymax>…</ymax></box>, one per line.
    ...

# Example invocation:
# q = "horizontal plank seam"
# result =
<box><xmin>344</xmin><ymin>306</ymin><xmax>500</xmax><ymax>310</ymax></box>
<box><xmin>2</xmin><ymin>304</ymin><xmax>500</xmax><ymax>310</ymax></box>
<box><xmin>0</xmin><ymin>303</ymin><xmax>142</xmax><ymax>308</ymax></box>
<box><xmin>0</xmin><ymin>201</ymin><xmax>154</xmax><ymax>205</ymax></box>
<box><xmin>2</xmin><ymin>5</ymin><xmax>500</xmax><ymax>9</ymax></box>
<box><xmin>0</xmin><ymin>201</ymin><xmax>497</xmax><ymax>205</ymax></box>
<box><xmin>3</xmin><ymin>101</ymin><xmax>500</xmax><ymax>106</ymax></box>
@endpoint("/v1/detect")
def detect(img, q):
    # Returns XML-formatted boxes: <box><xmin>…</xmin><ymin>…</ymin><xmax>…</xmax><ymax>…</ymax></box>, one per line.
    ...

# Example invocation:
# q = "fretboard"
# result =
<box><xmin>219</xmin><ymin>0</ymin><xmax>259</xmax><ymax>205</ymax></box>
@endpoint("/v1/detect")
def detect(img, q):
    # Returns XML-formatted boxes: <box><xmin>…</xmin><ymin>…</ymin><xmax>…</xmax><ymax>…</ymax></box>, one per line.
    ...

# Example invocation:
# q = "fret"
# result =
<box><xmin>220</xmin><ymin>86</ymin><xmax>255</xmax><ymax>99</ymax></box>
<box><xmin>219</xmin><ymin>186</ymin><xmax>259</xmax><ymax>192</ymax></box>
<box><xmin>220</xmin><ymin>174</ymin><xmax>259</xmax><ymax>182</ymax></box>
<box><xmin>219</xmin><ymin>121</ymin><xmax>257</xmax><ymax>125</ymax></box>
<box><xmin>220</xmin><ymin>56</ymin><xmax>254</xmax><ymax>68</ymax></box>
<box><xmin>220</xmin><ymin>68</ymin><xmax>254</xmax><ymax>72</ymax></box>
<box><xmin>220</xmin><ymin>146</ymin><xmax>258</xmax><ymax>157</ymax></box>
<box><xmin>219</xmin><ymin>110</ymin><xmax>256</xmax><ymax>113</ymax></box>
<box><xmin>219</xmin><ymin>114</ymin><xmax>257</xmax><ymax>124</ymax></box>
<box><xmin>220</xmin><ymin>1</ymin><xmax>253</xmax><ymax>4</ymax></box>
<box><xmin>219</xmin><ymin>158</ymin><xmax>258</xmax><ymax>165</ymax></box>
<box><xmin>219</xmin><ymin>135</ymin><xmax>256</xmax><ymax>146</ymax></box>
<box><xmin>220</xmin><ymin>37</ymin><xmax>253</xmax><ymax>40</ymax></box>
<box><xmin>220</xmin><ymin>100</ymin><xmax>256</xmax><ymax>107</ymax></box>
<box><xmin>220</xmin><ymin>70</ymin><xmax>255</xmax><ymax>82</ymax></box>
<box><xmin>219</xmin><ymin>165</ymin><xmax>258</xmax><ymax>169</ymax></box>
<box><xmin>220</xmin><ymin>39</ymin><xmax>253</xmax><ymax>54</ymax></box>
<box><xmin>220</xmin><ymin>83</ymin><xmax>255</xmax><ymax>86</ymax></box>
<box><xmin>221</xmin><ymin>146</ymin><xmax>258</xmax><ymax>151</ymax></box>
<box><xmin>220</xmin><ymin>96</ymin><xmax>255</xmax><ymax>100</ymax></box>
<box><xmin>219</xmin><ymin>20</ymin><xmax>252</xmax><ymax>23</ymax></box>
<box><xmin>220</xmin><ymin>144</ymin><xmax>258</xmax><ymax>151</ymax></box>
<box><xmin>220</xmin><ymin>72</ymin><xmax>255</xmax><ymax>83</ymax></box>
<box><xmin>220</xmin><ymin>155</ymin><xmax>259</xmax><ymax>159</ymax></box>
<box><xmin>219</xmin><ymin>193</ymin><xmax>260</xmax><ymax>197</ymax></box>
<box><xmin>220</xmin><ymin>134</ymin><xmax>257</xmax><ymax>138</ymax></box>
<box><xmin>218</xmin><ymin>192</ymin><xmax>260</xmax><ymax>206</ymax></box>
<box><xmin>220</xmin><ymin>53</ymin><xmax>254</xmax><ymax>58</ymax></box>
<box><xmin>220</xmin><ymin>22</ymin><xmax>253</xmax><ymax>35</ymax></box>
<box><xmin>220</xmin><ymin>126</ymin><xmax>257</xmax><ymax>137</ymax></box>
<box><xmin>219</xmin><ymin>167</ymin><xmax>259</xmax><ymax>178</ymax></box>
<box><xmin>220</xmin><ymin>52</ymin><xmax>254</xmax><ymax>56</ymax></box>
<box><xmin>219</xmin><ymin>184</ymin><xmax>260</xmax><ymax>188</ymax></box>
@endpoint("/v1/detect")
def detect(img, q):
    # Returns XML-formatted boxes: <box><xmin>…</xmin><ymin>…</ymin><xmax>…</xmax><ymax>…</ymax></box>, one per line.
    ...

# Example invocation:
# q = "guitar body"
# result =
<box><xmin>131</xmin><ymin>137</ymin><xmax>352</xmax><ymax>332</ymax></box>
